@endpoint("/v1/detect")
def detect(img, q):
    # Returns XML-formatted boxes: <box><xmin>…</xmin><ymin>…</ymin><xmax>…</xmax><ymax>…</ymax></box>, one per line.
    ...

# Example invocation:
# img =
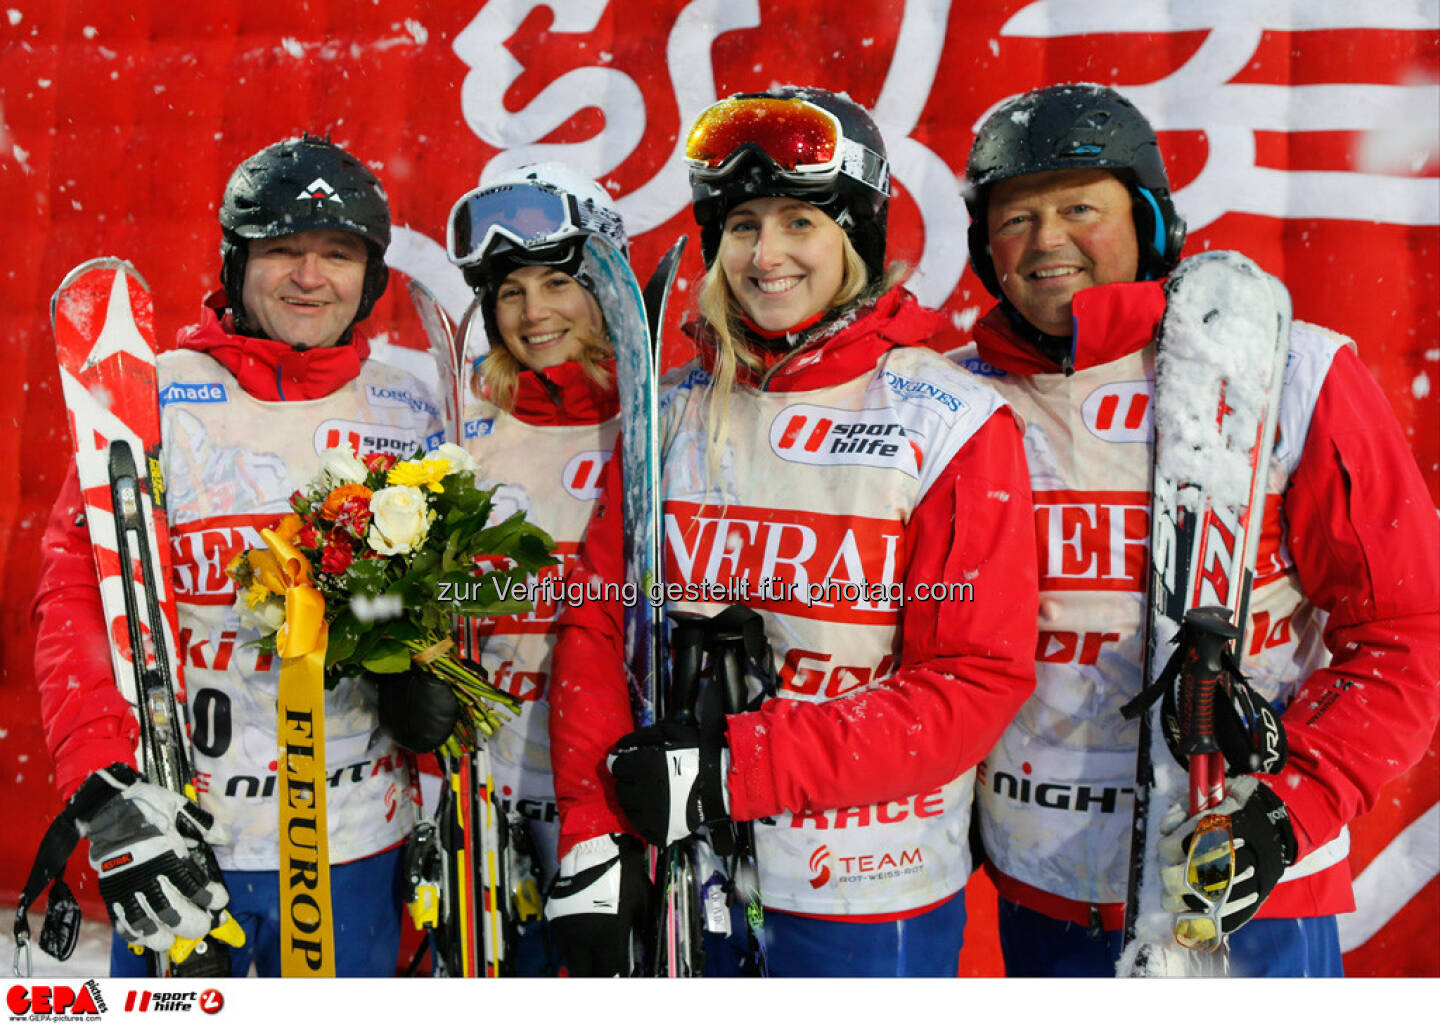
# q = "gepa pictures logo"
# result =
<box><xmin>6</xmin><ymin>981</ymin><xmax>104</xmax><ymax>1018</ymax></box>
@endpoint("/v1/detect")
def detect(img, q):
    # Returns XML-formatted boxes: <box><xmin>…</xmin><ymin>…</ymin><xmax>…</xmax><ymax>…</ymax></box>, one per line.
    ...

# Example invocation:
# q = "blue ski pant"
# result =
<box><xmin>997</xmin><ymin>895</ymin><xmax>1343</xmax><ymax>977</ymax></box>
<box><xmin>701</xmin><ymin>888</ymin><xmax>967</xmax><ymax>977</ymax></box>
<box><xmin>108</xmin><ymin>847</ymin><xmax>406</xmax><ymax>978</ymax></box>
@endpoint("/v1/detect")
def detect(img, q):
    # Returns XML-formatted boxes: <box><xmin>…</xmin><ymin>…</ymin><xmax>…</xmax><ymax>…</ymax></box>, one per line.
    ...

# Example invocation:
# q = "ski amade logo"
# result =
<box><xmin>768</xmin><ymin>405</ymin><xmax>918</xmax><ymax>474</ymax></box>
<box><xmin>159</xmin><ymin>381</ymin><xmax>228</xmax><ymax>406</ymax></box>
<box><xmin>6</xmin><ymin>981</ymin><xmax>105</xmax><ymax>1019</ymax></box>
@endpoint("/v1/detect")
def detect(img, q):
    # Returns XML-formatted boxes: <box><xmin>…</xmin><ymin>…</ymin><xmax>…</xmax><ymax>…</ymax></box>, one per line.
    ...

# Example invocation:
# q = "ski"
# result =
<box><xmin>1118</xmin><ymin>251</ymin><xmax>1292</xmax><ymax>977</ymax></box>
<box><xmin>643</xmin><ymin>237</ymin><xmax>688</xmax><ymax>362</ymax></box>
<box><xmin>405</xmin><ymin>278</ymin><xmax>516</xmax><ymax>977</ymax></box>
<box><xmin>45</xmin><ymin>258</ymin><xmax>238</xmax><ymax>976</ymax></box>
<box><xmin>583</xmin><ymin>235</ymin><xmax>662</xmax><ymax>729</ymax></box>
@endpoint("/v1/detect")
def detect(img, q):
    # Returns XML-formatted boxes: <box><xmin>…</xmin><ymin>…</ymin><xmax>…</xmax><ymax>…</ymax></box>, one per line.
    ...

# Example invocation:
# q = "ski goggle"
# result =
<box><xmin>684</xmin><ymin>95</ymin><xmax>889</xmax><ymax>197</ymax></box>
<box><xmin>1173</xmin><ymin>813</ymin><xmax>1236</xmax><ymax>953</ymax></box>
<box><xmin>446</xmin><ymin>180</ymin><xmax>626</xmax><ymax>271</ymax></box>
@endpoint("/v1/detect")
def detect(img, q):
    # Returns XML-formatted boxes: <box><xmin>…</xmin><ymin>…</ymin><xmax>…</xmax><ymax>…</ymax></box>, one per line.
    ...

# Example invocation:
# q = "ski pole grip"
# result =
<box><xmin>665</xmin><ymin>614</ymin><xmax>706</xmax><ymax>726</ymax></box>
<box><xmin>1176</xmin><ymin>607</ymin><xmax>1238</xmax><ymax>757</ymax></box>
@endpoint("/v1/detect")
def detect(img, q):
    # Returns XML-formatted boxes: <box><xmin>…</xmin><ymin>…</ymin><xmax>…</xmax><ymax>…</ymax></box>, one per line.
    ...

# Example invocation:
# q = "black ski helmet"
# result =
<box><xmin>219</xmin><ymin>133</ymin><xmax>391</xmax><ymax>334</ymax></box>
<box><xmin>689</xmin><ymin>86</ymin><xmax>891</xmax><ymax>281</ymax></box>
<box><xmin>964</xmin><ymin>83</ymin><xmax>1186</xmax><ymax>299</ymax></box>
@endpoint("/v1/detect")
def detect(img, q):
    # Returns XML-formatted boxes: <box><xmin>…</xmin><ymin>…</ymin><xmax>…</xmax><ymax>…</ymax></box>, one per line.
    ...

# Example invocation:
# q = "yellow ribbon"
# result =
<box><xmin>260</xmin><ymin>528</ymin><xmax>336</xmax><ymax>978</ymax></box>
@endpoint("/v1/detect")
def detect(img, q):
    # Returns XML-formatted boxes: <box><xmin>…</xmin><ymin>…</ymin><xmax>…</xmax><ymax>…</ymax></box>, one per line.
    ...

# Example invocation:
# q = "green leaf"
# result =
<box><xmin>361</xmin><ymin>638</ymin><xmax>410</xmax><ymax>674</ymax></box>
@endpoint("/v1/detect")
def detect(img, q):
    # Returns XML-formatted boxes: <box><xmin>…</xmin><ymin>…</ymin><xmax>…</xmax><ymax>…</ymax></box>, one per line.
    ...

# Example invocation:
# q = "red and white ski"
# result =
<box><xmin>53</xmin><ymin>258</ymin><xmax>237</xmax><ymax>976</ymax></box>
<box><xmin>53</xmin><ymin>259</ymin><xmax>180</xmax><ymax>719</ymax></box>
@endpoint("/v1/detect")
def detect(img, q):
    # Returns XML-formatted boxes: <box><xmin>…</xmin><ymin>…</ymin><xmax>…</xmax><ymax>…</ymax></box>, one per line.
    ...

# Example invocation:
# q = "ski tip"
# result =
<box><xmin>51</xmin><ymin>258</ymin><xmax>149</xmax><ymax>324</ymax></box>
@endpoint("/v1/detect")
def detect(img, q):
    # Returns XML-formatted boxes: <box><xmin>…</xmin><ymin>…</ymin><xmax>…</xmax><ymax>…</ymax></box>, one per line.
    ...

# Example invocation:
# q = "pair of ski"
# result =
<box><xmin>1119</xmin><ymin>251</ymin><xmax>1294</xmax><ymax>976</ymax></box>
<box><xmin>406</xmin><ymin>278</ymin><xmax>524</xmax><ymax>978</ymax></box>
<box><xmin>14</xmin><ymin>260</ymin><xmax>239</xmax><ymax>978</ymax></box>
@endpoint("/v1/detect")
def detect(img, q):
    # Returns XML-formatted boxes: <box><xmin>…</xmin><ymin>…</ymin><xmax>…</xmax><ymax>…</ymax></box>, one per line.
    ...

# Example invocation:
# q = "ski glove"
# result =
<box><xmin>1158</xmin><ymin>775</ymin><xmax>1297</xmax><ymax>937</ymax></box>
<box><xmin>373</xmin><ymin>669</ymin><xmax>460</xmax><ymax>753</ymax></box>
<box><xmin>1159</xmin><ymin>663</ymin><xmax>1288</xmax><ymax>777</ymax></box>
<box><xmin>77</xmin><ymin>764</ymin><xmax>235</xmax><ymax>954</ymax></box>
<box><xmin>545</xmin><ymin>834</ymin><xmax>650</xmax><ymax>976</ymax></box>
<box><xmin>607</xmin><ymin>721</ymin><xmax>730</xmax><ymax>848</ymax></box>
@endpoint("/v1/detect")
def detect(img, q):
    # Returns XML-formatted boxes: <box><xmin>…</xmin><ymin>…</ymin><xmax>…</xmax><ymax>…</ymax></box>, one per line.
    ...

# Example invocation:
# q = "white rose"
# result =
<box><xmin>433</xmin><ymin>442</ymin><xmax>478</xmax><ymax>477</ymax></box>
<box><xmin>319</xmin><ymin>446</ymin><xmax>369</xmax><ymax>486</ymax></box>
<box><xmin>236</xmin><ymin>594</ymin><xmax>286</xmax><ymax>635</ymax></box>
<box><xmin>367</xmin><ymin>485</ymin><xmax>431</xmax><ymax>555</ymax></box>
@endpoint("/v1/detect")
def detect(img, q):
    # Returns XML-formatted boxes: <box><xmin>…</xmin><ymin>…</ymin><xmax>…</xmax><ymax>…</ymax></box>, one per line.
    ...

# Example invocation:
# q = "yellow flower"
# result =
<box><xmin>243</xmin><ymin>581</ymin><xmax>272</xmax><ymax>609</ymax></box>
<box><xmin>387</xmin><ymin>457</ymin><xmax>452</xmax><ymax>493</ymax></box>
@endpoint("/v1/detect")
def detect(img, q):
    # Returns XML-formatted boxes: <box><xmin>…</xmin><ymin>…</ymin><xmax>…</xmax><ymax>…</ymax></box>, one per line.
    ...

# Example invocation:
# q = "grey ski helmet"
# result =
<box><xmin>219</xmin><ymin>133</ymin><xmax>391</xmax><ymax>332</ymax></box>
<box><xmin>964</xmin><ymin>83</ymin><xmax>1186</xmax><ymax>298</ymax></box>
<box><xmin>687</xmin><ymin>86</ymin><xmax>891</xmax><ymax>281</ymax></box>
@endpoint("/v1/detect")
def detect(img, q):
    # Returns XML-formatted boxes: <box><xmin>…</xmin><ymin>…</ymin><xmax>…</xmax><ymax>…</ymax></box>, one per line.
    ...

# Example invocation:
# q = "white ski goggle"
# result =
<box><xmin>446</xmin><ymin>180</ymin><xmax>627</xmax><ymax>270</ymax></box>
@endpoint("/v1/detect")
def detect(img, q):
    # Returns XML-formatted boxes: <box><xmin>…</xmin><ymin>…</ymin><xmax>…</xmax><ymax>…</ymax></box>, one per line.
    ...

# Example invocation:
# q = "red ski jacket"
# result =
<box><xmin>32</xmin><ymin>299</ymin><xmax>374</xmax><ymax>799</ymax></box>
<box><xmin>549</xmin><ymin>287</ymin><xmax>1039</xmax><ymax>910</ymax></box>
<box><xmin>962</xmin><ymin>282</ymin><xmax>1439</xmax><ymax>924</ymax></box>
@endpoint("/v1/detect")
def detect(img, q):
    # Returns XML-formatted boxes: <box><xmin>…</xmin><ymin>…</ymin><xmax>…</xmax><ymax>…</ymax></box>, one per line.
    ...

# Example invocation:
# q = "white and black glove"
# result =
<box><xmin>545</xmin><ymin>834</ymin><xmax>650</xmax><ymax>976</ymax></box>
<box><xmin>1159</xmin><ymin>775</ymin><xmax>1298</xmax><ymax>937</ymax></box>
<box><xmin>77</xmin><ymin>764</ymin><xmax>234</xmax><ymax>954</ymax></box>
<box><xmin>607</xmin><ymin>721</ymin><xmax>730</xmax><ymax>848</ymax></box>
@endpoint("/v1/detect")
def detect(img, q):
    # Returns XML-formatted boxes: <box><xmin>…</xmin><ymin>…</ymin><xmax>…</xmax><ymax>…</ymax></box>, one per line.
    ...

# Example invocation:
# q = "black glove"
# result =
<box><xmin>1160</xmin><ymin>659</ymin><xmax>1288</xmax><ymax>777</ymax></box>
<box><xmin>374</xmin><ymin>669</ymin><xmax>460</xmax><ymax>753</ymax></box>
<box><xmin>545</xmin><ymin>834</ymin><xmax>650</xmax><ymax>976</ymax></box>
<box><xmin>77</xmin><ymin>764</ymin><xmax>236</xmax><ymax>955</ymax></box>
<box><xmin>607</xmin><ymin>721</ymin><xmax>729</xmax><ymax>848</ymax></box>
<box><xmin>1159</xmin><ymin>776</ymin><xmax>1298</xmax><ymax>937</ymax></box>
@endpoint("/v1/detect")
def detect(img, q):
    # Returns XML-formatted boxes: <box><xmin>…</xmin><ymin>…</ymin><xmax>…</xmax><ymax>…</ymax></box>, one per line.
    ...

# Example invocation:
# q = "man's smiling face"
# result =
<box><xmin>986</xmin><ymin>168</ymin><xmax>1140</xmax><ymax>336</ymax></box>
<box><xmin>241</xmin><ymin>229</ymin><xmax>368</xmax><ymax>348</ymax></box>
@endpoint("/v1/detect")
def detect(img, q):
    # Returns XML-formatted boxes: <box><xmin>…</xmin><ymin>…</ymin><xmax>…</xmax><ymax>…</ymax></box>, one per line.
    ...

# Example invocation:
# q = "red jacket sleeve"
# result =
<box><xmin>725</xmin><ymin>409</ymin><xmax>1038</xmax><ymax>820</ymax></box>
<box><xmin>1254</xmin><ymin>345</ymin><xmax>1440</xmax><ymax>859</ymax></box>
<box><xmin>549</xmin><ymin>438</ymin><xmax>638</xmax><ymax>857</ymax></box>
<box><xmin>31</xmin><ymin>463</ymin><xmax>140</xmax><ymax>798</ymax></box>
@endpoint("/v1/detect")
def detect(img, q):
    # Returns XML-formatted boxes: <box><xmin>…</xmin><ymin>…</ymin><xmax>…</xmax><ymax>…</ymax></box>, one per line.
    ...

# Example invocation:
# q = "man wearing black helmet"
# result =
<box><xmin>33</xmin><ymin>135</ymin><xmax>441</xmax><ymax>976</ymax></box>
<box><xmin>952</xmin><ymin>84</ymin><xmax>1438</xmax><ymax>977</ymax></box>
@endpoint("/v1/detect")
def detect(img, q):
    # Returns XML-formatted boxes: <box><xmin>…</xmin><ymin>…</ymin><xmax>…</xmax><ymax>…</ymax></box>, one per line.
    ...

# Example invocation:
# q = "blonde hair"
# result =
<box><xmin>476</xmin><ymin>284</ymin><xmax>614</xmax><ymax>411</ymax></box>
<box><xmin>695</xmin><ymin>230</ymin><xmax>905</xmax><ymax>484</ymax></box>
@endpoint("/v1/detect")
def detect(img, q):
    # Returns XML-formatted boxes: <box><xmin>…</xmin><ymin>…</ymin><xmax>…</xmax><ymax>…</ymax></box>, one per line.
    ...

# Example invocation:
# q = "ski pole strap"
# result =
<box><xmin>12</xmin><ymin>767</ymin><xmax>129</xmax><ymax>972</ymax></box>
<box><xmin>259</xmin><ymin>527</ymin><xmax>336</xmax><ymax>978</ymax></box>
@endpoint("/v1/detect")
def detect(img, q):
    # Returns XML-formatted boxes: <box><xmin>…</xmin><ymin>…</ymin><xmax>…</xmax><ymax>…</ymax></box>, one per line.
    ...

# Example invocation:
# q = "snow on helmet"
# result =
<box><xmin>964</xmin><ymin>83</ymin><xmax>1186</xmax><ymax>298</ymax></box>
<box><xmin>219</xmin><ymin>133</ymin><xmax>392</xmax><ymax>331</ymax></box>
<box><xmin>686</xmin><ymin>86</ymin><xmax>891</xmax><ymax>280</ymax></box>
<box><xmin>447</xmin><ymin>162</ymin><xmax>628</xmax><ymax>295</ymax></box>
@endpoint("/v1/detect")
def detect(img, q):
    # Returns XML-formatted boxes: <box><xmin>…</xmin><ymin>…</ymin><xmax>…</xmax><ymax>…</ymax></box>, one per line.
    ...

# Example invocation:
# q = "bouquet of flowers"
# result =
<box><xmin>226</xmin><ymin>442</ymin><xmax>556</xmax><ymax>755</ymax></box>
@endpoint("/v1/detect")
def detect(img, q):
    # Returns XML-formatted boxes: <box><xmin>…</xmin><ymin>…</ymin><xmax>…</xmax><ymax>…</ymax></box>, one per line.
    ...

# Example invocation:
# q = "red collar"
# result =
<box><xmin>504</xmin><ymin>358</ymin><xmax>619</xmax><ymax>425</ymax></box>
<box><xmin>972</xmin><ymin>281</ymin><xmax>1166</xmax><ymax>374</ymax></box>
<box><xmin>682</xmin><ymin>287</ymin><xmax>950</xmax><ymax>392</ymax></box>
<box><xmin>176</xmin><ymin>293</ymin><xmax>370</xmax><ymax>401</ymax></box>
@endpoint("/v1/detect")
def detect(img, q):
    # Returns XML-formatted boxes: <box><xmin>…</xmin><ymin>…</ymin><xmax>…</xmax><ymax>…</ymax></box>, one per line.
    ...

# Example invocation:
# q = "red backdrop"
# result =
<box><xmin>1</xmin><ymin>0</ymin><xmax>1435</xmax><ymax>976</ymax></box>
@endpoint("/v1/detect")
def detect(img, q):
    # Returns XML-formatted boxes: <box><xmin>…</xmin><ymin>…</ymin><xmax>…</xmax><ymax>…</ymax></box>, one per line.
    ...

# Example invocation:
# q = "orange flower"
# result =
<box><xmin>320</xmin><ymin>484</ymin><xmax>373</xmax><ymax>522</ymax></box>
<box><xmin>273</xmin><ymin>512</ymin><xmax>305</xmax><ymax>542</ymax></box>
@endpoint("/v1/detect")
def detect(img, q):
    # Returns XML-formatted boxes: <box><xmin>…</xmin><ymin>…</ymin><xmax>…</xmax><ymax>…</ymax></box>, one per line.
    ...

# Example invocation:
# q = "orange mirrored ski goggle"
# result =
<box><xmin>684</xmin><ymin>95</ymin><xmax>889</xmax><ymax>196</ymax></box>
